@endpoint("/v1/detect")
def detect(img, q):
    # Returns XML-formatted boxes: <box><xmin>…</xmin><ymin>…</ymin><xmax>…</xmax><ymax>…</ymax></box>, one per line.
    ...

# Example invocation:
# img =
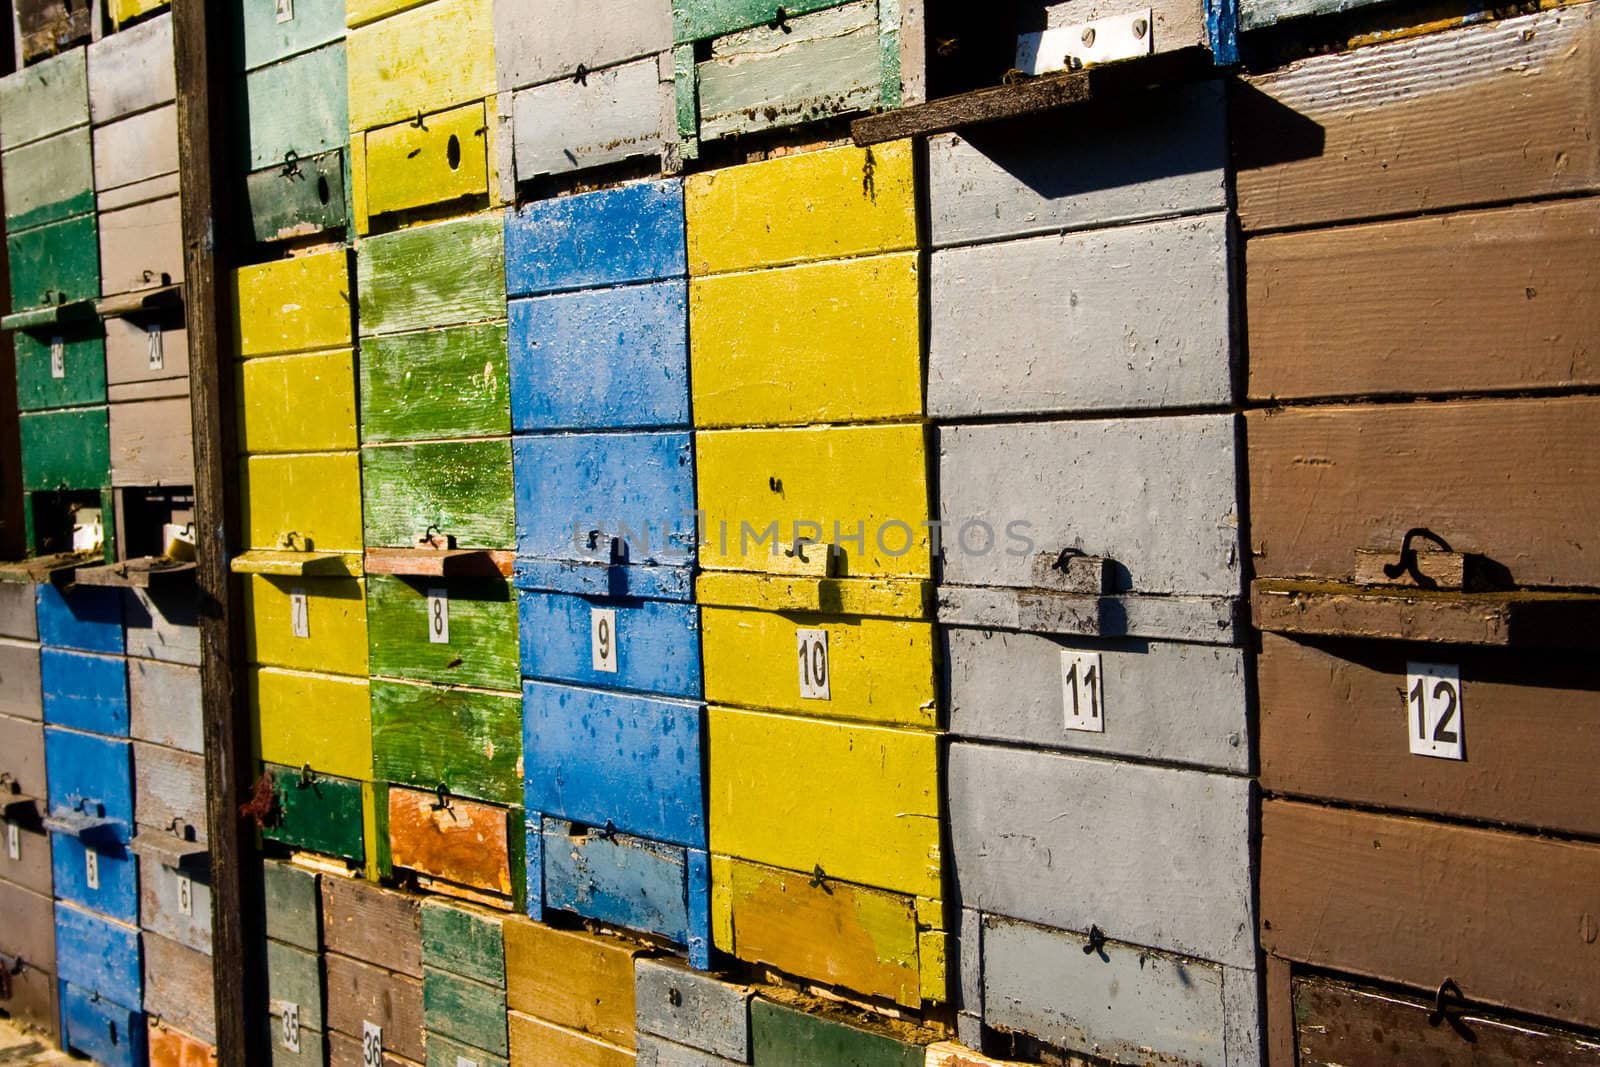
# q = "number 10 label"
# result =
<box><xmin>1407</xmin><ymin>662</ymin><xmax>1464</xmax><ymax>760</ymax></box>
<box><xmin>797</xmin><ymin>629</ymin><xmax>830</xmax><ymax>700</ymax></box>
<box><xmin>1060</xmin><ymin>650</ymin><xmax>1104</xmax><ymax>732</ymax></box>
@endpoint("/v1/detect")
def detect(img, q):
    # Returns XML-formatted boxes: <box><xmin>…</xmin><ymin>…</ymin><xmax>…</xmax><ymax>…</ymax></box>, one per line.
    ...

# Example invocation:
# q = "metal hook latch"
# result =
<box><xmin>1428</xmin><ymin>977</ymin><xmax>1464</xmax><ymax>1027</ymax></box>
<box><xmin>431</xmin><ymin>783</ymin><xmax>453</xmax><ymax>811</ymax></box>
<box><xmin>1082</xmin><ymin>924</ymin><xmax>1107</xmax><ymax>955</ymax></box>
<box><xmin>1383</xmin><ymin>527</ymin><xmax>1452</xmax><ymax>586</ymax></box>
<box><xmin>281</xmin><ymin>149</ymin><xmax>302</xmax><ymax>180</ymax></box>
<box><xmin>298</xmin><ymin>763</ymin><xmax>315</xmax><ymax>788</ymax></box>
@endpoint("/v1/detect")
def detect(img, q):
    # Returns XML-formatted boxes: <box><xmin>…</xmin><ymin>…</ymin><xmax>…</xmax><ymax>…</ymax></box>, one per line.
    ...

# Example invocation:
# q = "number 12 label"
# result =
<box><xmin>427</xmin><ymin>588</ymin><xmax>449</xmax><ymax>644</ymax></box>
<box><xmin>591</xmin><ymin>608</ymin><xmax>617</xmax><ymax>673</ymax></box>
<box><xmin>1407</xmin><ymin>662</ymin><xmax>1464</xmax><ymax>760</ymax></box>
<box><xmin>797</xmin><ymin>629</ymin><xmax>830</xmax><ymax>700</ymax></box>
<box><xmin>1061</xmin><ymin>650</ymin><xmax>1104</xmax><ymax>732</ymax></box>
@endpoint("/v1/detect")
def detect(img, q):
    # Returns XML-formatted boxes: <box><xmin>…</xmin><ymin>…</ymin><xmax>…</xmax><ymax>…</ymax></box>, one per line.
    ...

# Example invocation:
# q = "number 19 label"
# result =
<box><xmin>591</xmin><ymin>608</ymin><xmax>617</xmax><ymax>673</ymax></box>
<box><xmin>1061</xmin><ymin>650</ymin><xmax>1104</xmax><ymax>732</ymax></box>
<box><xmin>427</xmin><ymin>588</ymin><xmax>449</xmax><ymax>644</ymax></box>
<box><xmin>797</xmin><ymin>629</ymin><xmax>830</xmax><ymax>700</ymax></box>
<box><xmin>1407</xmin><ymin>662</ymin><xmax>1463</xmax><ymax>760</ymax></box>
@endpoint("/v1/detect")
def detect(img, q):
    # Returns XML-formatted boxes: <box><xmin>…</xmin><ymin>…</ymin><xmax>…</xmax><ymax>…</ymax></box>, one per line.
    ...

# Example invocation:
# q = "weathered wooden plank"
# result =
<box><xmin>365</xmin><ymin>100</ymin><xmax>489</xmax><ymax>217</ymax></box>
<box><xmin>0</xmin><ymin>819</ymin><xmax>51</xmax><ymax>896</ymax></box>
<box><xmin>263</xmin><ymin>859</ymin><xmax>321</xmax><ymax>950</ymax></box>
<box><xmin>360</xmin><ymin>322</ymin><xmax>508</xmax><ymax>443</ymax></box>
<box><xmin>244</xmin><ymin>575</ymin><xmax>368</xmax><ymax>675</ymax></box>
<box><xmin>1292</xmin><ymin>973</ymin><xmax>1600</xmax><ymax>1066</ymax></box>
<box><xmin>321</xmin><ymin>875</ymin><xmax>422</xmax><ymax>975</ymax></box>
<box><xmin>424</xmin><ymin>967</ymin><xmax>509</xmax><ymax>1055</ymax></box>
<box><xmin>252</xmin><ymin>666</ymin><xmax>372</xmax><ymax>781</ymax></box>
<box><xmin>1259</xmin><ymin>633</ymin><xmax>1600</xmax><ymax>837</ymax></box>
<box><xmin>524</xmin><ymin>680</ymin><xmax>705</xmax><ymax>846</ymax></box>
<box><xmin>695</xmin><ymin>423</ymin><xmax>930</xmax><ymax>579</ymax></box>
<box><xmin>324</xmin><ymin>953</ymin><xmax>426</xmax><ymax>1063</ymax></box>
<box><xmin>238</xmin><ymin>349</ymin><xmax>358</xmax><ymax>454</ymax></box>
<box><xmin>60</xmin><ymin>978</ymin><xmax>145</xmax><ymax>1067</ymax></box>
<box><xmin>93</xmin><ymin>104</ymin><xmax>179</xmax><ymax>196</ymax></box>
<box><xmin>147</xmin><ymin>1019</ymin><xmax>217</xmax><ymax>1067</ymax></box>
<box><xmin>689</xmin><ymin>252</ymin><xmax>919</xmax><ymax>428</ymax></box>
<box><xmin>420</xmin><ymin>897</ymin><xmax>505</xmax><ymax>986</ymax></box>
<box><xmin>504</xmin><ymin>179</ymin><xmax>685</xmax><ymax>296</ymax></box>
<box><xmin>694</xmin><ymin>1</ymin><xmax>882</xmax><ymax>143</ymax></box>
<box><xmin>508</xmin><ymin>283</ymin><xmax>685</xmax><ymax>434</ymax></box>
<box><xmin>672</xmin><ymin>0</ymin><xmax>845</xmax><ymax>44</ymax></box>
<box><xmin>37</xmin><ymin>581</ymin><xmax>124</xmax><ymax>653</ymax></box>
<box><xmin>8</xmin><ymin>212</ymin><xmax>101</xmax><ymax>310</ymax></box>
<box><xmin>241</xmin><ymin>43</ymin><xmax>348</xmax><ymax>171</ymax></box>
<box><xmin>41</xmin><ymin>647</ymin><xmax>129</xmax><ymax>735</ymax></box>
<box><xmin>362</xmin><ymin>438</ymin><xmax>514</xmax><ymax>550</ymax></box>
<box><xmin>87</xmin><ymin>11</ymin><xmax>175</xmax><ymax>123</ymax></box>
<box><xmin>938</xmin><ymin>415</ymin><xmax>1240</xmax><ymax>596</ymax></box>
<box><xmin>685</xmin><ymin>140</ymin><xmax>914</xmax><ymax>274</ymax></box>
<box><xmin>241</xmin><ymin>451</ymin><xmax>364</xmax><ymax>554</ymax></box>
<box><xmin>365</xmin><ymin>574</ymin><xmax>518</xmax><ymax>689</ymax></box>
<box><xmin>242</xmin><ymin>0</ymin><xmax>347</xmax><ymax>71</ymax></box>
<box><xmin>326</xmin><ymin>1027</ymin><xmax>423</xmax><ymax>1067</ymax></box>
<box><xmin>14</xmin><ymin>329</ymin><xmax>106</xmax><ymax>413</ymax></box>
<box><xmin>1248</xmin><ymin>197</ymin><xmax>1600</xmax><ymax>401</ymax></box>
<box><xmin>345</xmin><ymin>0</ymin><xmax>495</xmax><ymax>131</ymax></box>
<box><xmin>504</xmin><ymin>919</ymin><xmax>642</xmax><ymax>1046</ymax></box>
<box><xmin>950</xmin><ymin>742</ymin><xmax>1254</xmax><ymax>968</ymax></box>
<box><xmin>424</xmin><ymin>1033</ymin><xmax>506</xmax><ymax>1067</ymax></box>
<box><xmin>357</xmin><ymin>213</ymin><xmax>504</xmax><ymax>335</ymax></box>
<box><xmin>370</xmin><ymin>679</ymin><xmax>522</xmax><ymax>806</ymax></box>
<box><xmin>110</xmin><ymin>393</ymin><xmax>194</xmax><ymax>486</ymax></box>
<box><xmin>4</xmin><ymin>128</ymin><xmax>94</xmax><ymax>231</ymax></box>
<box><xmin>634</xmin><ymin>957</ymin><xmax>749</xmax><ymax>1060</ymax></box>
<box><xmin>512</xmin><ymin>431</ymin><xmax>695</xmax><ymax>575</ymax></box>
<box><xmin>749</xmin><ymin>998</ymin><xmax>923</xmax><ymax>1067</ymax></box>
<box><xmin>387</xmin><ymin>786</ymin><xmax>519</xmax><ymax>900</ymax></box>
<box><xmin>260</xmin><ymin>763</ymin><xmax>367</xmax><ymax>863</ymax></box>
<box><xmin>0</xmin><ymin>713</ymin><xmax>46</xmax><ymax>815</ymax></box>
<box><xmin>517</xmin><ymin>588</ymin><xmax>700</xmax><ymax>697</ymax></box>
<box><xmin>713</xmin><ymin>856</ymin><xmax>926</xmax><ymax>1008</ymax></box>
<box><xmin>1234</xmin><ymin>7</ymin><xmax>1600</xmax><ymax>232</ymax></box>
<box><xmin>930</xmin><ymin>212</ymin><xmax>1232</xmax><ymax>417</ymax></box>
<box><xmin>1260</xmin><ymin>798</ymin><xmax>1600</xmax><ymax>1028</ymax></box>
<box><xmin>0</xmin><ymin>48</ymin><xmax>88</xmax><ymax>148</ymax></box>
<box><xmin>233</xmin><ymin>250</ymin><xmax>353</xmax><ymax>357</ymax></box>
<box><xmin>133</xmin><ymin>740</ymin><xmax>207</xmax><ymax>841</ymax></box>
<box><xmin>124</xmin><ymin>587</ymin><xmax>200</xmax><ymax>670</ymax></box>
<box><xmin>508</xmin><ymin>1009</ymin><xmax>636</xmax><ymax>1067</ymax></box>
<box><xmin>538</xmin><ymin>819</ymin><xmax>705</xmax><ymax>954</ymax></box>
<box><xmin>267</xmin><ymin>938</ymin><xmax>325</xmax><ymax>1043</ymax></box>
<box><xmin>946</xmin><ymin>626</ymin><xmax>1248</xmax><ymax>772</ymax></box>
<box><xmin>0</xmin><ymin>638</ymin><xmax>43</xmax><ymax>719</ymax></box>
<box><xmin>925</xmin><ymin>80</ymin><xmax>1226</xmax><ymax>248</ymax></box>
<box><xmin>55</xmin><ymin>901</ymin><xmax>143</xmax><ymax>1008</ymax></box>
<box><xmin>106</xmin><ymin>314</ymin><xmax>188</xmax><ymax>388</ymax></box>
<box><xmin>0</xmin><ymin>881</ymin><xmax>56</xmax><ymax>1035</ymax></box>
<box><xmin>1248</xmin><ymin>397</ymin><xmax>1600</xmax><ymax>589</ymax></box>
<box><xmin>98</xmin><ymin>194</ymin><xmax>184</xmax><ymax>297</ymax></box>
<box><xmin>709</xmin><ymin>707</ymin><xmax>940</xmax><ymax>898</ymax></box>
<box><xmin>511</xmin><ymin>54</ymin><xmax>669</xmax><ymax>181</ymax></box>
<box><xmin>141</xmin><ymin>858</ymin><xmax>212</xmax><ymax>952</ymax></box>
<box><xmin>51</xmin><ymin>831</ymin><xmax>139</xmax><ymax>921</ymax></box>
<box><xmin>0</xmin><ymin>583</ymin><xmax>40</xmax><ymax>640</ymax></box>
<box><xmin>246</xmin><ymin>150</ymin><xmax>349</xmax><ymax>245</ymax></box>
<box><xmin>144</xmin><ymin>932</ymin><xmax>217</xmax><ymax>1043</ymax></box>
<box><xmin>496</xmin><ymin>0</ymin><xmax>670</xmax><ymax>90</ymax></box>
<box><xmin>980</xmin><ymin>914</ymin><xmax>1257</xmax><ymax>1067</ymax></box>
<box><xmin>702</xmin><ymin>605</ymin><xmax>934</xmax><ymax>727</ymax></box>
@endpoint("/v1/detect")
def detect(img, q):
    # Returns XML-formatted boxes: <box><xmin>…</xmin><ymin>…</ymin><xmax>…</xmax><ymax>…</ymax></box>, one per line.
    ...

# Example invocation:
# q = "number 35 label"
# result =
<box><xmin>1407</xmin><ymin>662</ymin><xmax>1463</xmax><ymax>760</ymax></box>
<box><xmin>797</xmin><ymin>629</ymin><xmax>830</xmax><ymax>700</ymax></box>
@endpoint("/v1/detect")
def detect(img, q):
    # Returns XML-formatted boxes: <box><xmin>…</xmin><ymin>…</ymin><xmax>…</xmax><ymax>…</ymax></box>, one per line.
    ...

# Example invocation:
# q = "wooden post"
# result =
<box><xmin>172</xmin><ymin>1</ymin><xmax>263</xmax><ymax>1062</ymax></box>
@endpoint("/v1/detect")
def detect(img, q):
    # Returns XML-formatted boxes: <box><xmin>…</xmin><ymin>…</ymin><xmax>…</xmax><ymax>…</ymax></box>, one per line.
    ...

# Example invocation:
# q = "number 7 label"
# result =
<box><xmin>1407</xmin><ymin>662</ymin><xmax>1464</xmax><ymax>760</ymax></box>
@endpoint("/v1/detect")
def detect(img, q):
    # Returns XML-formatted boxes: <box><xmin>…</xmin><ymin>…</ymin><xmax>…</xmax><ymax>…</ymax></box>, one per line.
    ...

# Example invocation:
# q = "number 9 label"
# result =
<box><xmin>1406</xmin><ymin>662</ymin><xmax>1464</xmax><ymax>760</ymax></box>
<box><xmin>591</xmin><ymin>608</ymin><xmax>618</xmax><ymax>673</ymax></box>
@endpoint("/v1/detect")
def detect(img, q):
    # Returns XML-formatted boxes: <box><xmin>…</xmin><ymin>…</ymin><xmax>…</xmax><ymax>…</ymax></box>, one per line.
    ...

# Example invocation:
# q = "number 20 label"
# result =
<box><xmin>797</xmin><ymin>629</ymin><xmax>830</xmax><ymax>700</ymax></box>
<box><xmin>1407</xmin><ymin>662</ymin><xmax>1464</xmax><ymax>760</ymax></box>
<box><xmin>591</xmin><ymin>608</ymin><xmax>618</xmax><ymax>673</ymax></box>
<box><xmin>1060</xmin><ymin>650</ymin><xmax>1105</xmax><ymax>733</ymax></box>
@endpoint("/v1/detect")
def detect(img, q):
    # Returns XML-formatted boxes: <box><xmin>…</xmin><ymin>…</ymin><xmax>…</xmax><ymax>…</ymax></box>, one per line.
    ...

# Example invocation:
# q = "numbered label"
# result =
<box><xmin>6</xmin><ymin>823</ymin><xmax>18</xmax><ymax>861</ymax></box>
<box><xmin>591</xmin><ymin>608</ymin><xmax>618</xmax><ymax>673</ymax></box>
<box><xmin>146</xmin><ymin>324</ymin><xmax>164</xmax><ymax>370</ymax></box>
<box><xmin>275</xmin><ymin>0</ymin><xmax>295</xmax><ymax>22</ymax></box>
<box><xmin>177</xmin><ymin>874</ymin><xmax>193</xmax><ymax>916</ymax></box>
<box><xmin>427</xmin><ymin>588</ymin><xmax>449</xmax><ymax>644</ymax></box>
<box><xmin>278</xmin><ymin>1002</ymin><xmax>300</xmax><ymax>1053</ymax></box>
<box><xmin>455</xmin><ymin>1059</ymin><xmax>478</xmax><ymax>1067</ymax></box>
<box><xmin>797</xmin><ymin>628</ymin><xmax>830</xmax><ymax>700</ymax></box>
<box><xmin>362</xmin><ymin>1021</ymin><xmax>383</xmax><ymax>1067</ymax></box>
<box><xmin>290</xmin><ymin>589</ymin><xmax>310</xmax><ymax>639</ymax></box>
<box><xmin>85</xmin><ymin>848</ymin><xmax>100</xmax><ymax>890</ymax></box>
<box><xmin>1060</xmin><ymin>650</ymin><xmax>1105</xmax><ymax>733</ymax></box>
<box><xmin>1407</xmin><ymin>662</ymin><xmax>1464</xmax><ymax>760</ymax></box>
<box><xmin>50</xmin><ymin>336</ymin><xmax>65</xmax><ymax>379</ymax></box>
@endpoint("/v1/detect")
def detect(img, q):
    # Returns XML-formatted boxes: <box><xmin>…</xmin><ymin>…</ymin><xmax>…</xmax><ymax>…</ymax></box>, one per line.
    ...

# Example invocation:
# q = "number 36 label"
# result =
<box><xmin>1407</xmin><ymin>662</ymin><xmax>1463</xmax><ymax>760</ymax></box>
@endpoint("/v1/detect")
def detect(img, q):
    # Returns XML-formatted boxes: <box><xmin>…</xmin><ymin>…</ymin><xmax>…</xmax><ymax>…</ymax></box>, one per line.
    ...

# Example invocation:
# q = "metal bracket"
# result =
<box><xmin>1016</xmin><ymin>9</ymin><xmax>1154</xmax><ymax>75</ymax></box>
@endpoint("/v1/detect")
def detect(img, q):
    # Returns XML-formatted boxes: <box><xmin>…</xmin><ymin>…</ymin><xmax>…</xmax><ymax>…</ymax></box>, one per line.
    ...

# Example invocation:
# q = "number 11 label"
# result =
<box><xmin>427</xmin><ymin>588</ymin><xmax>449</xmax><ymax>644</ymax></box>
<box><xmin>591</xmin><ymin>608</ymin><xmax>617</xmax><ymax>673</ymax></box>
<box><xmin>1407</xmin><ymin>662</ymin><xmax>1464</xmax><ymax>760</ymax></box>
<box><xmin>1061</xmin><ymin>650</ymin><xmax>1104</xmax><ymax>733</ymax></box>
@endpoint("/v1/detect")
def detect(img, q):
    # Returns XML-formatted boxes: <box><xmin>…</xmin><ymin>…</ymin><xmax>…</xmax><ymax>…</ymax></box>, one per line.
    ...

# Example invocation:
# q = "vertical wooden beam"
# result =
<box><xmin>172</xmin><ymin>2</ymin><xmax>263</xmax><ymax>1062</ymax></box>
<box><xmin>0</xmin><ymin>6</ymin><xmax>20</xmax><ymax>562</ymax></box>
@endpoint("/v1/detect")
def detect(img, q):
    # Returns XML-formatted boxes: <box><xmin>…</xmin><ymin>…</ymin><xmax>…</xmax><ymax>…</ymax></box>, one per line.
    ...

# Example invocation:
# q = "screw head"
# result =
<box><xmin>1132</xmin><ymin>17</ymin><xmax>1148</xmax><ymax>38</ymax></box>
<box><xmin>1081</xmin><ymin>26</ymin><xmax>1096</xmax><ymax>46</ymax></box>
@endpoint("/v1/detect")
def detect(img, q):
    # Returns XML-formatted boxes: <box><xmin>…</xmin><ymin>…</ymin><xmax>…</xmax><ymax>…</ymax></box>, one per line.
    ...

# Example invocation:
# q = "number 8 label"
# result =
<box><xmin>797</xmin><ymin>629</ymin><xmax>830</xmax><ymax>700</ymax></box>
<box><xmin>427</xmin><ymin>588</ymin><xmax>449</xmax><ymax>644</ymax></box>
<box><xmin>1406</xmin><ymin>662</ymin><xmax>1464</xmax><ymax>760</ymax></box>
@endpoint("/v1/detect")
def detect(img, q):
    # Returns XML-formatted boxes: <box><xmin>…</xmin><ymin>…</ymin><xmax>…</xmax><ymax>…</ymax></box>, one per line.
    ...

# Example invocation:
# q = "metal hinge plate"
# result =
<box><xmin>1017</xmin><ymin>9</ymin><xmax>1155</xmax><ymax>74</ymax></box>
